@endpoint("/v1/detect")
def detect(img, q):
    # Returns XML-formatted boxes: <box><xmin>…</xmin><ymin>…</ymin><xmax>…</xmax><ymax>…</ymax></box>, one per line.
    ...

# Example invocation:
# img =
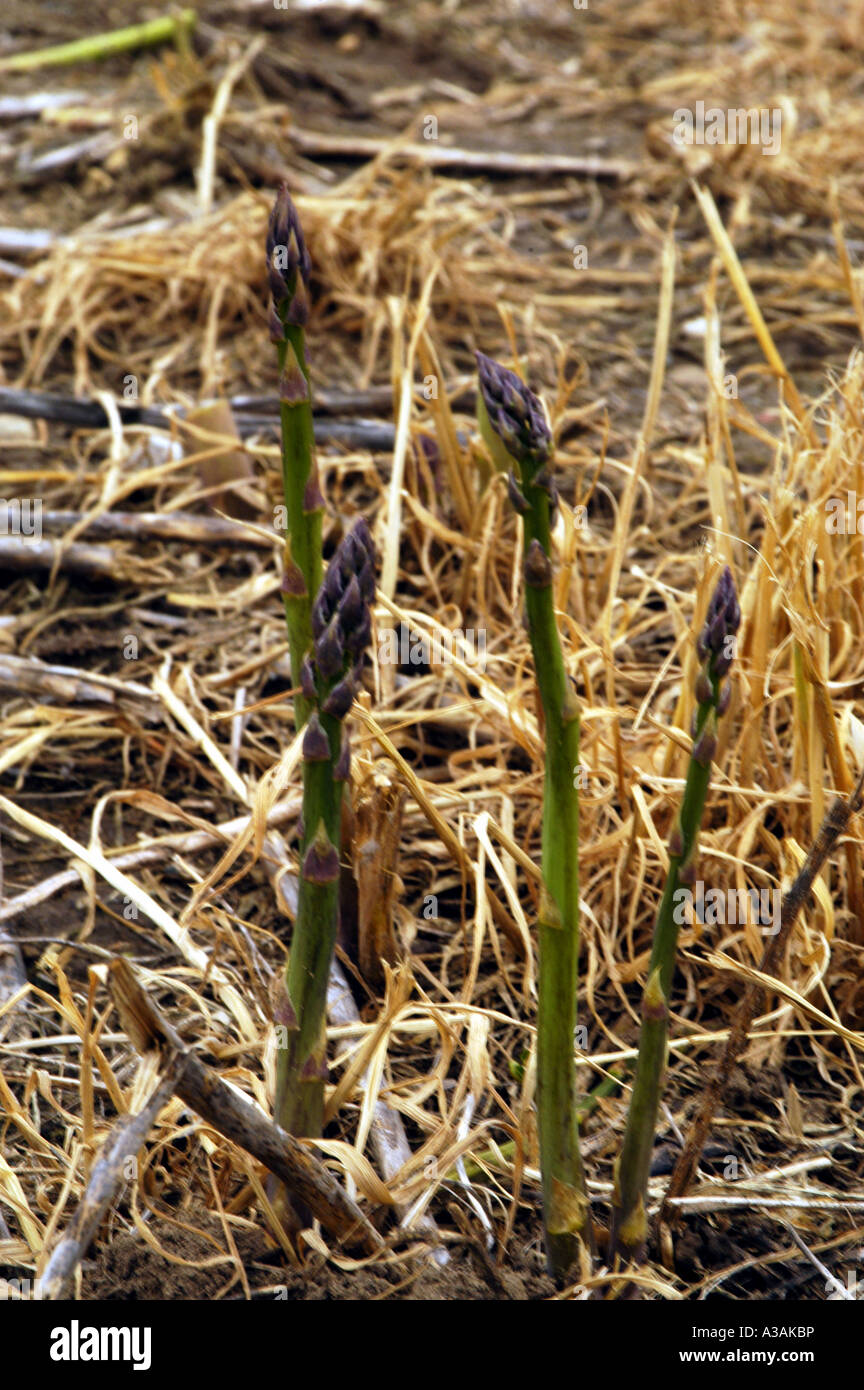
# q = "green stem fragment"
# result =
<box><xmin>527</xmin><ymin>520</ymin><xmax>591</xmax><ymax>1279</ymax></box>
<box><xmin>275</xmin><ymin>738</ymin><xmax>342</xmax><ymax>1139</ymax></box>
<box><xmin>0</xmin><ymin>11</ymin><xmax>196</xmax><ymax>72</ymax></box>
<box><xmin>276</xmin><ymin>323</ymin><xmax>321</xmax><ymax>731</ymax></box>
<box><xmin>609</xmin><ymin>567</ymin><xmax>740</xmax><ymax>1269</ymax></box>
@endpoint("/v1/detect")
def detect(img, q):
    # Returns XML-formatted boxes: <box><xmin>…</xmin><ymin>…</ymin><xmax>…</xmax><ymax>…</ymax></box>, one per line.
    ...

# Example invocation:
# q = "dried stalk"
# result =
<box><xmin>39</xmin><ymin>1058</ymin><xmax>184</xmax><ymax>1300</ymax></box>
<box><xmin>107</xmin><ymin>959</ymin><xmax>381</xmax><ymax>1254</ymax></box>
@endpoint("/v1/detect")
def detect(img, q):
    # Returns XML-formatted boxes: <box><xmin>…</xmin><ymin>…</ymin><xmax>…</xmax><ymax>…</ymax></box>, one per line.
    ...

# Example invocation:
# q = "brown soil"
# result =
<box><xmin>78</xmin><ymin>1200</ymin><xmax>556</xmax><ymax>1300</ymax></box>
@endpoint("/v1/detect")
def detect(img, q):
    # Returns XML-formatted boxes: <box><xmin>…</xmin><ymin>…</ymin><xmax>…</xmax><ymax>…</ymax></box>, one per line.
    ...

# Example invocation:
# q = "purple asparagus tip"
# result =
<box><xmin>696</xmin><ymin>566</ymin><xmax>741</xmax><ymax>680</ymax></box>
<box><xmin>266</xmin><ymin>184</ymin><xmax>312</xmax><ymax>335</ymax></box>
<box><xmin>476</xmin><ymin>351</ymin><xmax>552</xmax><ymax>473</ymax></box>
<box><xmin>308</xmin><ymin>520</ymin><xmax>377</xmax><ymax>718</ymax></box>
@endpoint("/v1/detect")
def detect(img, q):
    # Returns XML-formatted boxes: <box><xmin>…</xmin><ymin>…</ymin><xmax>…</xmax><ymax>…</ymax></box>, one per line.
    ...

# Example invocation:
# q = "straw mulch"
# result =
<box><xmin>0</xmin><ymin>0</ymin><xmax>863</xmax><ymax>1300</ymax></box>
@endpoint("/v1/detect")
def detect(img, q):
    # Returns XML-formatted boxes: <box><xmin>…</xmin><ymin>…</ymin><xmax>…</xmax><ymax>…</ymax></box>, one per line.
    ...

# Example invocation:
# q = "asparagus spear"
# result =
<box><xmin>476</xmin><ymin>351</ymin><xmax>590</xmax><ymax>1279</ymax></box>
<box><xmin>266</xmin><ymin>188</ymin><xmax>378</xmax><ymax>1144</ymax></box>
<box><xmin>267</xmin><ymin>185</ymin><xmax>321</xmax><ymax>729</ymax></box>
<box><xmin>274</xmin><ymin>520</ymin><xmax>377</xmax><ymax>1141</ymax></box>
<box><xmin>608</xmin><ymin>567</ymin><xmax>740</xmax><ymax>1269</ymax></box>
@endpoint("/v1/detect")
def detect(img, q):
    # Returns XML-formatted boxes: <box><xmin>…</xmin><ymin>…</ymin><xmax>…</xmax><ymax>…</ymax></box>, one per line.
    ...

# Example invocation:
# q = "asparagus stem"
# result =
<box><xmin>530</xmin><ymin>563</ymin><xmax>589</xmax><ymax>1279</ymax></box>
<box><xmin>277</xmin><ymin>327</ymin><xmax>320</xmax><ymax>731</ymax></box>
<box><xmin>266</xmin><ymin>188</ymin><xmax>377</xmax><ymax>1149</ymax></box>
<box><xmin>276</xmin><ymin>739</ymin><xmax>342</xmax><ymax>1138</ymax></box>
<box><xmin>273</xmin><ymin>520</ymin><xmax>377</xmax><ymax>1141</ymax></box>
<box><xmin>476</xmin><ymin>351</ymin><xmax>590</xmax><ymax>1279</ymax></box>
<box><xmin>268</xmin><ymin>186</ymin><xmax>321</xmax><ymax>730</ymax></box>
<box><xmin>608</xmin><ymin>568</ymin><xmax>740</xmax><ymax>1268</ymax></box>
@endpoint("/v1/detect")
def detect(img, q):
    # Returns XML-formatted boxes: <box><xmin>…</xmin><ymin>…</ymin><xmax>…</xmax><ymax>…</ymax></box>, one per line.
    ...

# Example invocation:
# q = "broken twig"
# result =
<box><xmin>0</xmin><ymin>386</ymin><xmax>396</xmax><ymax>450</ymax></box>
<box><xmin>39</xmin><ymin>1058</ymin><xmax>184</xmax><ymax>1299</ymax></box>
<box><xmin>107</xmin><ymin>958</ymin><xmax>383</xmax><ymax>1253</ymax></box>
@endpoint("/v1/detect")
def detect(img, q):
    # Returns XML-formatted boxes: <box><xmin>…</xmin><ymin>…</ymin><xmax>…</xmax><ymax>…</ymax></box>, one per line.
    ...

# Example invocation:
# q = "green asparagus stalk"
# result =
<box><xmin>608</xmin><ymin>566</ymin><xmax>740</xmax><ymax>1268</ymax></box>
<box><xmin>274</xmin><ymin>520</ymin><xmax>377</xmax><ymax>1141</ymax></box>
<box><xmin>267</xmin><ymin>185</ymin><xmax>321</xmax><ymax>730</ymax></box>
<box><xmin>476</xmin><ymin>351</ymin><xmax>591</xmax><ymax>1279</ymax></box>
<box><xmin>266</xmin><ymin>187</ymin><xmax>377</xmax><ymax>1144</ymax></box>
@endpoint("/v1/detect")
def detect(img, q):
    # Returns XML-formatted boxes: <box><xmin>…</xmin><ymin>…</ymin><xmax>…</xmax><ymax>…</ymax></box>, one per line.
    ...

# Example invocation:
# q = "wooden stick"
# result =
<box><xmin>0</xmin><ymin>819</ymin><xmax>27</xmax><ymax>1037</ymax></box>
<box><xmin>33</xmin><ymin>509</ymin><xmax>274</xmax><ymax>548</ymax></box>
<box><xmin>0</xmin><ymin>536</ymin><xmax>151</xmax><ymax>582</ymax></box>
<box><xmin>107</xmin><ymin>958</ymin><xmax>382</xmax><ymax>1253</ymax></box>
<box><xmin>17</xmin><ymin>133</ymin><xmax>119</xmax><ymax>181</ymax></box>
<box><xmin>235</xmin><ymin>386</ymin><xmax>411</xmax><ymax>416</ymax></box>
<box><xmin>0</xmin><ymin>386</ymin><xmax>396</xmax><ymax>450</ymax></box>
<box><xmin>39</xmin><ymin>1058</ymin><xmax>185</xmax><ymax>1299</ymax></box>
<box><xmin>290</xmin><ymin>127</ymin><xmax>637</xmax><ymax>181</ymax></box>
<box><xmin>0</xmin><ymin>227</ymin><xmax>56</xmax><ymax>254</ymax></box>
<box><xmin>0</xmin><ymin>653</ymin><xmax>161</xmax><ymax>717</ymax></box>
<box><xmin>659</xmin><ymin>767</ymin><xmax>864</xmax><ymax>1226</ymax></box>
<box><xmin>0</xmin><ymin>92</ymin><xmax>87</xmax><ymax>120</ymax></box>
